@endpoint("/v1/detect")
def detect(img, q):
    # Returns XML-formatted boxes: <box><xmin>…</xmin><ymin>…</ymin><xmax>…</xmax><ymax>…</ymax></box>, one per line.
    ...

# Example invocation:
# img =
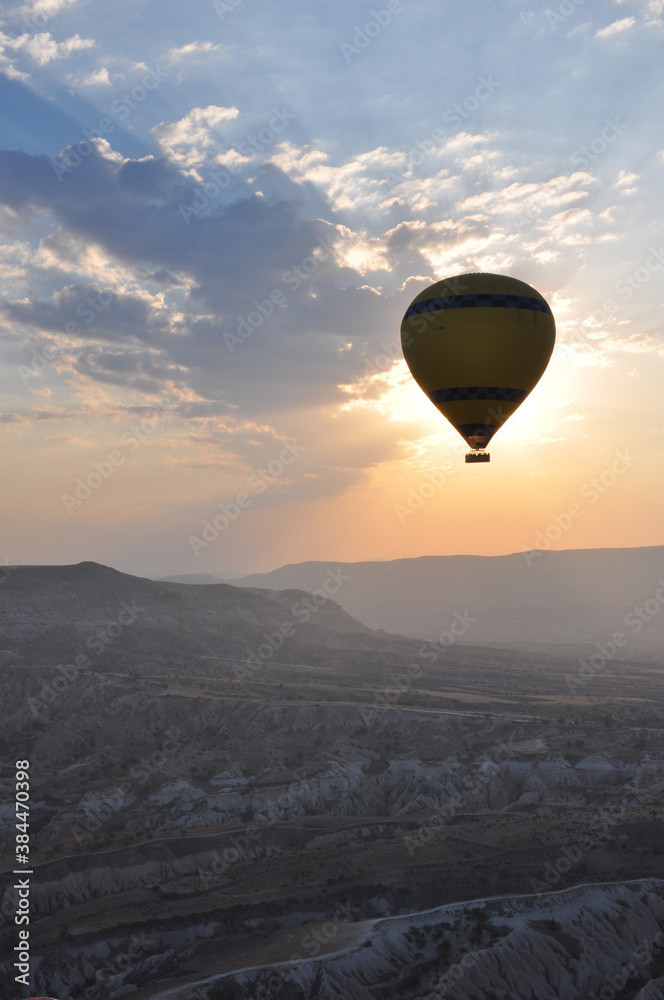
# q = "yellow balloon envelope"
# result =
<box><xmin>401</xmin><ymin>273</ymin><xmax>555</xmax><ymax>462</ymax></box>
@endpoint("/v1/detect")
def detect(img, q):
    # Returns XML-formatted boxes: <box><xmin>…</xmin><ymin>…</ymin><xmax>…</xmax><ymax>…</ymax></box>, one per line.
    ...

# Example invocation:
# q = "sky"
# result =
<box><xmin>0</xmin><ymin>0</ymin><xmax>663</xmax><ymax>578</ymax></box>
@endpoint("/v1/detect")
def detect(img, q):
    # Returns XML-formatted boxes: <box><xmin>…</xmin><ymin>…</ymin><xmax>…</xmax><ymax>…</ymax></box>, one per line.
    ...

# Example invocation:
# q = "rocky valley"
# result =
<box><xmin>1</xmin><ymin>561</ymin><xmax>664</xmax><ymax>999</ymax></box>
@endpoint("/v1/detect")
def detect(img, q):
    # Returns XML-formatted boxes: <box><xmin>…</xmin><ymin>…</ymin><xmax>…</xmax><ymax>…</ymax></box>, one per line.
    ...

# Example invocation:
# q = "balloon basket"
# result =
<box><xmin>465</xmin><ymin>451</ymin><xmax>490</xmax><ymax>463</ymax></box>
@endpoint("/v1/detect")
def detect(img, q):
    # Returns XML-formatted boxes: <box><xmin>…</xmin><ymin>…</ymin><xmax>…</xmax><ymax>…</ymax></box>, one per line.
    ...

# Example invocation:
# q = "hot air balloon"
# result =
<box><xmin>401</xmin><ymin>273</ymin><xmax>555</xmax><ymax>462</ymax></box>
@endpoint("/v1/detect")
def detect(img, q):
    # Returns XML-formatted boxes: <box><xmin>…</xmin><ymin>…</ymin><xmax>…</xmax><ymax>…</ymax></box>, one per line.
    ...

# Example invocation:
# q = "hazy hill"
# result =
<box><xmin>157</xmin><ymin>572</ymin><xmax>242</xmax><ymax>584</ymax></box>
<box><xmin>234</xmin><ymin>546</ymin><xmax>664</xmax><ymax>657</ymax></box>
<box><xmin>0</xmin><ymin>561</ymin><xmax>386</xmax><ymax>670</ymax></box>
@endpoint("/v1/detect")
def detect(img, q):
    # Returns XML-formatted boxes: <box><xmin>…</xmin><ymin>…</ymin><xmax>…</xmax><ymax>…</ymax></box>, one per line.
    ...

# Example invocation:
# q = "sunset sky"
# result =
<box><xmin>1</xmin><ymin>0</ymin><xmax>663</xmax><ymax>578</ymax></box>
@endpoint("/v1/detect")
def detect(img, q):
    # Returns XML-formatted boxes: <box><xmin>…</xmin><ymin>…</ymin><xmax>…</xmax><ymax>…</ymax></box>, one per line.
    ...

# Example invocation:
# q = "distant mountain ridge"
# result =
<box><xmin>157</xmin><ymin>572</ymin><xmax>243</xmax><ymax>584</ymax></box>
<box><xmin>233</xmin><ymin>546</ymin><xmax>664</xmax><ymax>657</ymax></box>
<box><xmin>0</xmin><ymin>560</ymin><xmax>383</xmax><ymax>669</ymax></box>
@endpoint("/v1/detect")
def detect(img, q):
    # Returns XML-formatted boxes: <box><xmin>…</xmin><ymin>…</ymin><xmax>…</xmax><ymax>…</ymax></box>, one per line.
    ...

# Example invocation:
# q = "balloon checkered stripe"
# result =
<box><xmin>404</xmin><ymin>293</ymin><xmax>552</xmax><ymax>319</ymax></box>
<box><xmin>430</xmin><ymin>387</ymin><xmax>529</xmax><ymax>403</ymax></box>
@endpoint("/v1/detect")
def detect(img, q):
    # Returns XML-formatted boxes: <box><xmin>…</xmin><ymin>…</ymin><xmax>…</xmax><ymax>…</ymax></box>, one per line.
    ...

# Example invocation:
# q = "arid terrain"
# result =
<box><xmin>1</xmin><ymin>561</ymin><xmax>664</xmax><ymax>999</ymax></box>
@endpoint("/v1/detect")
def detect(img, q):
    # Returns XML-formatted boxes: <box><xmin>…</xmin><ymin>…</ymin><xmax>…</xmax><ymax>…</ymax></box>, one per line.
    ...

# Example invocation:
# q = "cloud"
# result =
<box><xmin>153</xmin><ymin>106</ymin><xmax>240</xmax><ymax>169</ymax></box>
<box><xmin>0</xmin><ymin>62</ymin><xmax>28</xmax><ymax>79</ymax></box>
<box><xmin>0</xmin><ymin>141</ymin><xmax>410</xmax><ymax>429</ymax></box>
<box><xmin>79</xmin><ymin>66</ymin><xmax>110</xmax><ymax>85</ymax></box>
<box><xmin>0</xmin><ymin>145</ymin><xmax>314</xmax><ymax>311</ymax></box>
<box><xmin>267</xmin><ymin>142</ymin><xmax>392</xmax><ymax>213</ymax></box>
<box><xmin>72</xmin><ymin>347</ymin><xmax>190</xmax><ymax>394</ymax></box>
<box><xmin>266</xmin><ymin>139</ymin><xmax>460</xmax><ymax>223</ymax></box>
<box><xmin>457</xmin><ymin>172</ymin><xmax>597</xmax><ymax>216</ymax></box>
<box><xmin>443</xmin><ymin>131</ymin><xmax>495</xmax><ymax>152</ymax></box>
<box><xmin>165</xmin><ymin>42</ymin><xmax>221</xmax><ymax>61</ymax></box>
<box><xmin>0</xmin><ymin>412</ymin><xmax>30</xmax><ymax>423</ymax></box>
<box><xmin>616</xmin><ymin>170</ymin><xmax>639</xmax><ymax>186</ymax></box>
<box><xmin>456</xmin><ymin>150</ymin><xmax>499</xmax><ymax>171</ymax></box>
<box><xmin>640</xmin><ymin>0</ymin><xmax>664</xmax><ymax>20</ymax></box>
<box><xmin>5</xmin><ymin>283</ymin><xmax>173</xmax><ymax>346</ymax></box>
<box><xmin>17</xmin><ymin>0</ymin><xmax>81</xmax><ymax>18</ymax></box>
<box><xmin>0</xmin><ymin>29</ymin><xmax>96</xmax><ymax>66</ymax></box>
<box><xmin>613</xmin><ymin>0</ymin><xmax>664</xmax><ymax>24</ymax></box>
<box><xmin>594</xmin><ymin>16</ymin><xmax>636</xmax><ymax>37</ymax></box>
